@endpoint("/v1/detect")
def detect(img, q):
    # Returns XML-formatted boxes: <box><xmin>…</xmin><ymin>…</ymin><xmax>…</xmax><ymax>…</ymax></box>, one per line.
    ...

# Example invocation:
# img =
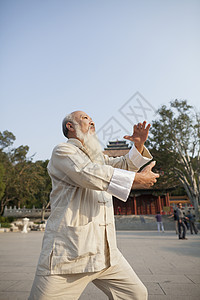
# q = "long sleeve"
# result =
<box><xmin>107</xmin><ymin>168</ymin><xmax>135</xmax><ymax>202</ymax></box>
<box><xmin>106</xmin><ymin>144</ymin><xmax>153</xmax><ymax>201</ymax></box>
<box><xmin>104</xmin><ymin>144</ymin><xmax>152</xmax><ymax>171</ymax></box>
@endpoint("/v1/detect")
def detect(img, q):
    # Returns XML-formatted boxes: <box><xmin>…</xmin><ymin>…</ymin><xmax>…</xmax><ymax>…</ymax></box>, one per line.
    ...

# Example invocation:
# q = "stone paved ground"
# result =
<box><xmin>0</xmin><ymin>231</ymin><xmax>200</xmax><ymax>300</ymax></box>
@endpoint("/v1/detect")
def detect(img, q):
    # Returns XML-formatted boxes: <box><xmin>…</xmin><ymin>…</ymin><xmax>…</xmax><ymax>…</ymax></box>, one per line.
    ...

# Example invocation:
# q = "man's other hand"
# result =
<box><xmin>132</xmin><ymin>161</ymin><xmax>160</xmax><ymax>189</ymax></box>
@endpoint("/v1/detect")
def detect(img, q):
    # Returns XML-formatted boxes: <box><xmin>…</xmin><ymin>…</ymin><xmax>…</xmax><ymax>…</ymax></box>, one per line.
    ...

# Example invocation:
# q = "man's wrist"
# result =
<box><xmin>133</xmin><ymin>173</ymin><xmax>143</xmax><ymax>184</ymax></box>
<box><xmin>134</xmin><ymin>143</ymin><xmax>144</xmax><ymax>154</ymax></box>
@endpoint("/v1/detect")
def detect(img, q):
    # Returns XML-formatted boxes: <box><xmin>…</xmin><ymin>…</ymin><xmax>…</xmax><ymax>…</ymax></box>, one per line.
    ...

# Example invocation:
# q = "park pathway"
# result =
<box><xmin>0</xmin><ymin>231</ymin><xmax>200</xmax><ymax>300</ymax></box>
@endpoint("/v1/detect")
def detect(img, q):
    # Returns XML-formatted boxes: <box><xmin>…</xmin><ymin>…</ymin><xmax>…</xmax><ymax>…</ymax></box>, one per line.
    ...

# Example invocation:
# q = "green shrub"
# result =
<box><xmin>0</xmin><ymin>216</ymin><xmax>15</xmax><ymax>223</ymax></box>
<box><xmin>0</xmin><ymin>223</ymin><xmax>11</xmax><ymax>228</ymax></box>
<box><xmin>0</xmin><ymin>216</ymin><xmax>6</xmax><ymax>223</ymax></box>
<box><xmin>7</xmin><ymin>216</ymin><xmax>15</xmax><ymax>223</ymax></box>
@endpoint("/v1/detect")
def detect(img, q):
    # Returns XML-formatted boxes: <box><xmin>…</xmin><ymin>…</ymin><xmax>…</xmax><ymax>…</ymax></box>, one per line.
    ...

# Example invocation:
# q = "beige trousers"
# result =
<box><xmin>29</xmin><ymin>255</ymin><xmax>147</xmax><ymax>300</ymax></box>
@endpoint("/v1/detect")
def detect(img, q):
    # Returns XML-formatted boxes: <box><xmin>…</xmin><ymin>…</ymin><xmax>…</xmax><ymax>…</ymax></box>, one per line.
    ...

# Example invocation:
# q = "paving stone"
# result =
<box><xmin>0</xmin><ymin>266</ymin><xmax>36</xmax><ymax>273</ymax></box>
<box><xmin>0</xmin><ymin>281</ymin><xmax>18</xmax><ymax>292</ymax></box>
<box><xmin>0</xmin><ymin>291</ymin><xmax>30</xmax><ymax>300</ymax></box>
<box><xmin>129</xmin><ymin>267</ymin><xmax>152</xmax><ymax>275</ymax></box>
<box><xmin>147</xmin><ymin>266</ymin><xmax>194</xmax><ymax>276</ymax></box>
<box><xmin>145</xmin><ymin>282</ymin><xmax>165</xmax><ymax>295</ymax></box>
<box><xmin>185</xmin><ymin>274</ymin><xmax>200</xmax><ymax>283</ymax></box>
<box><xmin>0</xmin><ymin>272</ymin><xmax>34</xmax><ymax>280</ymax></box>
<box><xmin>5</xmin><ymin>280</ymin><xmax>33</xmax><ymax>292</ymax></box>
<box><xmin>160</xmin><ymin>283</ymin><xmax>200</xmax><ymax>296</ymax></box>
<box><xmin>140</xmin><ymin>274</ymin><xmax>192</xmax><ymax>284</ymax></box>
<box><xmin>0</xmin><ymin>260</ymin><xmax>37</xmax><ymax>267</ymax></box>
<box><xmin>148</xmin><ymin>296</ymin><xmax>199</xmax><ymax>300</ymax></box>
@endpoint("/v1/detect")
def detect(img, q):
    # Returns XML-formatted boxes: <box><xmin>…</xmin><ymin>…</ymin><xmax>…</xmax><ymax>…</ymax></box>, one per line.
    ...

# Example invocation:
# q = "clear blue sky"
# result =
<box><xmin>1</xmin><ymin>0</ymin><xmax>200</xmax><ymax>161</ymax></box>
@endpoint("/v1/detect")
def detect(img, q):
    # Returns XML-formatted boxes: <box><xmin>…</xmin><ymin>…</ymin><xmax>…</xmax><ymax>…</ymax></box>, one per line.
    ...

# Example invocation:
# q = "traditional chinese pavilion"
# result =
<box><xmin>104</xmin><ymin>140</ymin><xmax>131</xmax><ymax>157</ymax></box>
<box><xmin>103</xmin><ymin>140</ymin><xmax>188</xmax><ymax>215</ymax></box>
<box><xmin>113</xmin><ymin>189</ymin><xmax>171</xmax><ymax>215</ymax></box>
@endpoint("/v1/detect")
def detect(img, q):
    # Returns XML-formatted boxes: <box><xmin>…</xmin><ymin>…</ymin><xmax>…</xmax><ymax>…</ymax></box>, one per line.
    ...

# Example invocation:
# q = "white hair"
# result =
<box><xmin>62</xmin><ymin>113</ymin><xmax>76</xmax><ymax>138</ymax></box>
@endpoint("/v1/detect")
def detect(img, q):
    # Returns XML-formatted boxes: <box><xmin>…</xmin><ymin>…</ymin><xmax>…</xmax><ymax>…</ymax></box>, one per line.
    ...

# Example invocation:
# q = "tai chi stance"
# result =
<box><xmin>29</xmin><ymin>110</ymin><xmax>159</xmax><ymax>300</ymax></box>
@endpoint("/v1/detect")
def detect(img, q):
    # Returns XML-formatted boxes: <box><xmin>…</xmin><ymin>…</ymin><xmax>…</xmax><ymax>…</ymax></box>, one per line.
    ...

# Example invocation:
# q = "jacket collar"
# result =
<box><xmin>67</xmin><ymin>138</ymin><xmax>83</xmax><ymax>149</ymax></box>
<box><xmin>67</xmin><ymin>138</ymin><xmax>92</xmax><ymax>159</ymax></box>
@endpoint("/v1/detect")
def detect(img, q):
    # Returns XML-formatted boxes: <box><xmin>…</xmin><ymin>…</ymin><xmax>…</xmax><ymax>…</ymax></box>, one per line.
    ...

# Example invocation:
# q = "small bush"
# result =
<box><xmin>0</xmin><ymin>223</ymin><xmax>11</xmax><ymax>228</ymax></box>
<box><xmin>0</xmin><ymin>216</ymin><xmax>6</xmax><ymax>223</ymax></box>
<box><xmin>7</xmin><ymin>216</ymin><xmax>15</xmax><ymax>223</ymax></box>
<box><xmin>0</xmin><ymin>216</ymin><xmax>15</xmax><ymax>223</ymax></box>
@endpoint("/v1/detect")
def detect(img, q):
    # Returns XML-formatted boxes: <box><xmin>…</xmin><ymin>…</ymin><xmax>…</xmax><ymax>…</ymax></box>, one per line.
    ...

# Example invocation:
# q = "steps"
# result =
<box><xmin>114</xmin><ymin>215</ymin><xmax>176</xmax><ymax>231</ymax></box>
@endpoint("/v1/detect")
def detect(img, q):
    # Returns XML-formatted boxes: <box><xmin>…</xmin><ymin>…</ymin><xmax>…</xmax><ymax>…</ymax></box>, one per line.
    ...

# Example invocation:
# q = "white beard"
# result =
<box><xmin>75</xmin><ymin>125</ymin><xmax>104</xmax><ymax>164</ymax></box>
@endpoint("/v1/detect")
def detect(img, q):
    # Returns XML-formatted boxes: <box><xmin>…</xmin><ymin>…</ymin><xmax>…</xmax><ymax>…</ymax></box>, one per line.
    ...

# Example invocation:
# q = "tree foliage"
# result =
<box><xmin>0</xmin><ymin>131</ymin><xmax>51</xmax><ymax>216</ymax></box>
<box><xmin>148</xmin><ymin>100</ymin><xmax>200</xmax><ymax>218</ymax></box>
<box><xmin>0</xmin><ymin>130</ymin><xmax>15</xmax><ymax>150</ymax></box>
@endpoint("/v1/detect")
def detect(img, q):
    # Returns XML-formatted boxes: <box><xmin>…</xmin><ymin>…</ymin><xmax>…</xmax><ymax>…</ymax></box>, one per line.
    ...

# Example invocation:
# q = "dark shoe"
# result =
<box><xmin>179</xmin><ymin>237</ymin><xmax>183</xmax><ymax>239</ymax></box>
<box><xmin>182</xmin><ymin>238</ymin><xmax>188</xmax><ymax>240</ymax></box>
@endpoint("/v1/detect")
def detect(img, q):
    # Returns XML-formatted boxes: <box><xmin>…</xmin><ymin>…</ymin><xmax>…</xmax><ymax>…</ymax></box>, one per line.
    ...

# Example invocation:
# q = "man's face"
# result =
<box><xmin>73</xmin><ymin>111</ymin><xmax>95</xmax><ymax>134</ymax></box>
<box><xmin>69</xmin><ymin>110</ymin><xmax>103</xmax><ymax>163</ymax></box>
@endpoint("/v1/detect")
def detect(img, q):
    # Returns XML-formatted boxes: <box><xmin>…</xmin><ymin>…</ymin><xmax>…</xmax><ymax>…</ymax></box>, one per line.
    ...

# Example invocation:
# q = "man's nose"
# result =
<box><xmin>90</xmin><ymin>120</ymin><xmax>95</xmax><ymax>127</ymax></box>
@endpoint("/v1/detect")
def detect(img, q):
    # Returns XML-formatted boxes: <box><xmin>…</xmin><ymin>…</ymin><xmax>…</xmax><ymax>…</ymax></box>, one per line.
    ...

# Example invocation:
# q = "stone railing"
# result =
<box><xmin>3</xmin><ymin>206</ymin><xmax>51</xmax><ymax>218</ymax></box>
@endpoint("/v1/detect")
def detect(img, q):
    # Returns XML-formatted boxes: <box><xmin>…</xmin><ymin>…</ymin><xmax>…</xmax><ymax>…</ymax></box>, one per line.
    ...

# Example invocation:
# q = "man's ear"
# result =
<box><xmin>66</xmin><ymin>122</ymin><xmax>75</xmax><ymax>132</ymax></box>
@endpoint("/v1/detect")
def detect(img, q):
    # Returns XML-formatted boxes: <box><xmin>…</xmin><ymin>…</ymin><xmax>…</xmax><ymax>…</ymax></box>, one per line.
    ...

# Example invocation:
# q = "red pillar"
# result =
<box><xmin>134</xmin><ymin>196</ymin><xmax>137</xmax><ymax>215</ymax></box>
<box><xmin>166</xmin><ymin>193</ymin><xmax>170</xmax><ymax>206</ymax></box>
<box><xmin>161</xmin><ymin>197</ymin><xmax>164</xmax><ymax>209</ymax></box>
<box><xmin>157</xmin><ymin>196</ymin><xmax>162</xmax><ymax>213</ymax></box>
<box><xmin>131</xmin><ymin>196</ymin><xmax>134</xmax><ymax>214</ymax></box>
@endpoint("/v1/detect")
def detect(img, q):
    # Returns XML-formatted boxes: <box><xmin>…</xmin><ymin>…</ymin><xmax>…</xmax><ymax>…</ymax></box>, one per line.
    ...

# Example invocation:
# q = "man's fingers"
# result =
<box><xmin>146</xmin><ymin>123</ymin><xmax>151</xmax><ymax>130</ymax></box>
<box><xmin>148</xmin><ymin>161</ymin><xmax>160</xmax><ymax>177</ymax></box>
<box><xmin>147</xmin><ymin>161</ymin><xmax>156</xmax><ymax>170</ymax></box>
<box><xmin>123</xmin><ymin>135</ymin><xmax>131</xmax><ymax>140</ymax></box>
<box><xmin>142</xmin><ymin>121</ymin><xmax>146</xmax><ymax>129</ymax></box>
<box><xmin>150</xmin><ymin>161</ymin><xmax>156</xmax><ymax>167</ymax></box>
<box><xmin>146</xmin><ymin>182</ymin><xmax>155</xmax><ymax>188</ymax></box>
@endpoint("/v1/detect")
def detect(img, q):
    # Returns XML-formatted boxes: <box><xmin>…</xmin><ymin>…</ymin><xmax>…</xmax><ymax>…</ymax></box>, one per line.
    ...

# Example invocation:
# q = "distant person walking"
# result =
<box><xmin>176</xmin><ymin>203</ymin><xmax>188</xmax><ymax>240</ymax></box>
<box><xmin>155</xmin><ymin>212</ymin><xmax>164</xmax><ymax>232</ymax></box>
<box><xmin>183</xmin><ymin>212</ymin><xmax>189</xmax><ymax>230</ymax></box>
<box><xmin>168</xmin><ymin>209</ymin><xmax>178</xmax><ymax>234</ymax></box>
<box><xmin>117</xmin><ymin>206</ymin><xmax>122</xmax><ymax>215</ymax></box>
<box><xmin>173</xmin><ymin>209</ymin><xmax>178</xmax><ymax>234</ymax></box>
<box><xmin>187</xmin><ymin>211</ymin><xmax>198</xmax><ymax>234</ymax></box>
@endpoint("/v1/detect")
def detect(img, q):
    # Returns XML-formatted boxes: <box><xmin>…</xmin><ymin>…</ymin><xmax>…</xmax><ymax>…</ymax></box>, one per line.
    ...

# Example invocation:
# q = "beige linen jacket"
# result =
<box><xmin>36</xmin><ymin>138</ymin><xmax>152</xmax><ymax>275</ymax></box>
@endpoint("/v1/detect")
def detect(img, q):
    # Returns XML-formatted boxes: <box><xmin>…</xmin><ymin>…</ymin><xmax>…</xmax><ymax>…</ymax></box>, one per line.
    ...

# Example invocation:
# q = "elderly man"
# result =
<box><xmin>29</xmin><ymin>111</ymin><xmax>159</xmax><ymax>300</ymax></box>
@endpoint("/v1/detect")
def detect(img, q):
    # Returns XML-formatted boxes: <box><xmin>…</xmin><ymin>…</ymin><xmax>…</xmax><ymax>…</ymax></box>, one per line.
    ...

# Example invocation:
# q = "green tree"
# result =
<box><xmin>33</xmin><ymin>160</ymin><xmax>51</xmax><ymax>221</ymax></box>
<box><xmin>149</xmin><ymin>100</ymin><xmax>200</xmax><ymax>218</ymax></box>
<box><xmin>0</xmin><ymin>131</ymin><xmax>16</xmax><ymax>214</ymax></box>
<box><xmin>0</xmin><ymin>144</ymin><xmax>33</xmax><ymax>214</ymax></box>
<box><xmin>0</xmin><ymin>130</ymin><xmax>15</xmax><ymax>150</ymax></box>
<box><xmin>0</xmin><ymin>130</ymin><xmax>52</xmax><ymax>217</ymax></box>
<box><xmin>0</xmin><ymin>163</ymin><xmax>5</xmax><ymax>201</ymax></box>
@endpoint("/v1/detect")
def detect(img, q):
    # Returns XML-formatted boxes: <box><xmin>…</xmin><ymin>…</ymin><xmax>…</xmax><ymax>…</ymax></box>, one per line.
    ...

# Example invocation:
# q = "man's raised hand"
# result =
<box><xmin>124</xmin><ymin>121</ymin><xmax>151</xmax><ymax>153</ymax></box>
